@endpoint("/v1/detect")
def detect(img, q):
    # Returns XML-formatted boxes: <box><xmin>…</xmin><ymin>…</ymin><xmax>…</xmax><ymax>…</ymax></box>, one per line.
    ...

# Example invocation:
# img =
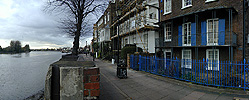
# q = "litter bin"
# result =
<box><xmin>117</xmin><ymin>63</ymin><xmax>127</xmax><ymax>79</ymax></box>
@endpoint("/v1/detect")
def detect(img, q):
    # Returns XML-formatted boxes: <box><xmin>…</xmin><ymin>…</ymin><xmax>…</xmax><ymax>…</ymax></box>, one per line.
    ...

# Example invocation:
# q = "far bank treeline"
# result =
<box><xmin>0</xmin><ymin>40</ymin><xmax>30</xmax><ymax>53</ymax></box>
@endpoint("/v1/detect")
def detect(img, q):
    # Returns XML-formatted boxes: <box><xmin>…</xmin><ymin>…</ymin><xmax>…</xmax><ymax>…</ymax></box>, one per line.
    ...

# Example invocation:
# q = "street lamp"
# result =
<box><xmin>116</xmin><ymin>9</ymin><xmax>121</xmax><ymax>64</ymax></box>
<box><xmin>116</xmin><ymin>7</ymin><xmax>127</xmax><ymax>79</ymax></box>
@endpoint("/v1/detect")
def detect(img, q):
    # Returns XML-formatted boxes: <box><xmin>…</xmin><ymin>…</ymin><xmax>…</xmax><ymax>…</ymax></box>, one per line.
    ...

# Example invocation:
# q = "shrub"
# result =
<box><xmin>103</xmin><ymin>52</ymin><xmax>113</xmax><ymax>61</ymax></box>
<box><xmin>121</xmin><ymin>45</ymin><xmax>142</xmax><ymax>64</ymax></box>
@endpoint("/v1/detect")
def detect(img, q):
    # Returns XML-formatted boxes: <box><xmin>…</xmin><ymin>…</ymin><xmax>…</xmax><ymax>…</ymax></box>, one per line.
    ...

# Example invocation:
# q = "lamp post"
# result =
<box><xmin>116</xmin><ymin>8</ymin><xmax>121</xmax><ymax>64</ymax></box>
<box><xmin>116</xmin><ymin>6</ymin><xmax>127</xmax><ymax>79</ymax></box>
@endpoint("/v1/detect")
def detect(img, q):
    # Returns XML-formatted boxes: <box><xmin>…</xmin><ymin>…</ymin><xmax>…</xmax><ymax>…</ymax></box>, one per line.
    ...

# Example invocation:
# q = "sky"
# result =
<box><xmin>0</xmin><ymin>0</ymin><xmax>99</xmax><ymax>49</ymax></box>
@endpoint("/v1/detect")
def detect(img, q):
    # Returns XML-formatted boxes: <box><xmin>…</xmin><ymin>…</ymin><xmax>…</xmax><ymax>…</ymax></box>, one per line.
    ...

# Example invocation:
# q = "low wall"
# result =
<box><xmin>44</xmin><ymin>56</ymin><xmax>100</xmax><ymax>100</ymax></box>
<box><xmin>83</xmin><ymin>67</ymin><xmax>100</xmax><ymax>99</ymax></box>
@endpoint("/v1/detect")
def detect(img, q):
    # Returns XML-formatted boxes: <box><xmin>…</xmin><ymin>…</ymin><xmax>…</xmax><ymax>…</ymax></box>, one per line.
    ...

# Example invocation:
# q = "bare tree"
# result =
<box><xmin>46</xmin><ymin>0</ymin><xmax>108</xmax><ymax>55</ymax></box>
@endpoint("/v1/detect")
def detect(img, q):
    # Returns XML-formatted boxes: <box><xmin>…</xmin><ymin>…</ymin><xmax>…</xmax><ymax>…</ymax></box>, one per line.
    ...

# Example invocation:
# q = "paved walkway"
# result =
<box><xmin>79</xmin><ymin>54</ymin><xmax>249</xmax><ymax>100</ymax></box>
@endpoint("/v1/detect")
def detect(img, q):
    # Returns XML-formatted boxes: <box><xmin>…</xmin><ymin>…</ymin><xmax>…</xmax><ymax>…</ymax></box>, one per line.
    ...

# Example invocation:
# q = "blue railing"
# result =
<box><xmin>130</xmin><ymin>55</ymin><xmax>249</xmax><ymax>90</ymax></box>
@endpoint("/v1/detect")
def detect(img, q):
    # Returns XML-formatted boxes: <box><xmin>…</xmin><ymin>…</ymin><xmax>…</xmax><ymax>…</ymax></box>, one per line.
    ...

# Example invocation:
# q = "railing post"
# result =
<box><xmin>139</xmin><ymin>55</ymin><xmax>142</xmax><ymax>71</ymax></box>
<box><xmin>206</xmin><ymin>58</ymin><xmax>208</xmax><ymax>85</ymax></box>
<box><xmin>244</xmin><ymin>59</ymin><xmax>246</xmax><ymax>91</ymax></box>
<box><xmin>155</xmin><ymin>56</ymin><xmax>158</xmax><ymax>74</ymax></box>
<box><xmin>130</xmin><ymin>55</ymin><xmax>134</xmax><ymax>69</ymax></box>
<box><xmin>176</xmin><ymin>57</ymin><xmax>179</xmax><ymax>78</ymax></box>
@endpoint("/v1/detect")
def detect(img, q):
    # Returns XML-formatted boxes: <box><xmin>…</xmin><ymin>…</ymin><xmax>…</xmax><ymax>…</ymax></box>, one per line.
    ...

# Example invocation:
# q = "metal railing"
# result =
<box><xmin>130</xmin><ymin>55</ymin><xmax>249</xmax><ymax>90</ymax></box>
<box><xmin>155</xmin><ymin>31</ymin><xmax>237</xmax><ymax>47</ymax></box>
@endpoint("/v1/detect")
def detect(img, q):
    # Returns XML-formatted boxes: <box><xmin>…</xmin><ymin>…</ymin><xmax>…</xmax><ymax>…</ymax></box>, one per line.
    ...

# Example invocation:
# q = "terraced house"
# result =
<box><xmin>93</xmin><ymin>2</ymin><xmax>115</xmax><ymax>56</ymax></box>
<box><xmin>110</xmin><ymin>0</ymin><xmax>159</xmax><ymax>53</ymax></box>
<box><xmin>156</xmin><ymin>0</ymin><xmax>249</xmax><ymax>70</ymax></box>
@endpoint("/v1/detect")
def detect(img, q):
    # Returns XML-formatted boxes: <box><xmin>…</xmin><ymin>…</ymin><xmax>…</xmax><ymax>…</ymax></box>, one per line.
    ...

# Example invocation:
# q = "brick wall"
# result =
<box><xmin>83</xmin><ymin>67</ymin><xmax>100</xmax><ymax>99</ymax></box>
<box><xmin>159</xmin><ymin>0</ymin><xmax>246</xmax><ymax>61</ymax></box>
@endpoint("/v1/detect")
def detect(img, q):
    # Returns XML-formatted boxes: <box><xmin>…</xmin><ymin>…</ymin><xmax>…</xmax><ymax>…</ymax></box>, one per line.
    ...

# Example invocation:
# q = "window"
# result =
<box><xmin>136</xmin><ymin>14</ymin><xmax>142</xmax><ymax>27</ymax></box>
<box><xmin>182</xmin><ymin>0</ymin><xmax>192</xmax><ymax>9</ymax></box>
<box><xmin>130</xmin><ymin>17</ymin><xmax>135</xmax><ymax>30</ymax></box>
<box><xmin>149</xmin><ymin>13</ymin><xmax>156</xmax><ymax>19</ymax></box>
<box><xmin>125</xmin><ymin>38</ymin><xmax>128</xmax><ymax>45</ymax></box>
<box><xmin>133</xmin><ymin>36</ymin><xmax>136</xmax><ymax>43</ymax></box>
<box><xmin>164</xmin><ymin>0</ymin><xmax>171</xmax><ymax>15</ymax></box>
<box><xmin>182</xmin><ymin>49</ymin><xmax>192</xmax><ymax>69</ymax></box>
<box><xmin>107</xmin><ymin>13</ymin><xmax>109</xmax><ymax>22</ymax></box>
<box><xmin>205</xmin><ymin>0</ymin><xmax>216</xmax><ymax>3</ymax></box>
<box><xmin>116</xmin><ymin>26</ymin><xmax>119</xmax><ymax>35</ymax></box>
<box><xmin>144</xmin><ymin>34</ymin><xmax>148</xmax><ymax>44</ymax></box>
<box><xmin>164</xmin><ymin>23</ymin><xmax>172</xmax><ymax>42</ymax></box>
<box><xmin>207</xmin><ymin>19</ymin><xmax>219</xmax><ymax>45</ymax></box>
<box><xmin>248</xmin><ymin>34</ymin><xmax>249</xmax><ymax>43</ymax></box>
<box><xmin>182</xmin><ymin>22</ymin><xmax>191</xmax><ymax>46</ymax></box>
<box><xmin>206</xmin><ymin>49</ymin><xmax>219</xmax><ymax>70</ymax></box>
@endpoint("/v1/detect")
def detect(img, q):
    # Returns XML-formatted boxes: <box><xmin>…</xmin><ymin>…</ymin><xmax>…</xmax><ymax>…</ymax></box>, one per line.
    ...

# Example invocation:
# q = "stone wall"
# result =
<box><xmin>44</xmin><ymin>58</ymin><xmax>100</xmax><ymax>100</ymax></box>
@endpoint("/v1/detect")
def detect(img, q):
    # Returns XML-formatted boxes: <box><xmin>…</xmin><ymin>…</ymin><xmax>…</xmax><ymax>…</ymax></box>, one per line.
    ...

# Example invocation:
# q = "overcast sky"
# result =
<box><xmin>0</xmin><ymin>0</ymin><xmax>100</xmax><ymax>49</ymax></box>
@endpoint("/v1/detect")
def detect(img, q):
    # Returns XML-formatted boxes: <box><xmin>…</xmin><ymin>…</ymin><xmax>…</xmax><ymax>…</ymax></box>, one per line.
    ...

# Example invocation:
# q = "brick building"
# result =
<box><xmin>156</xmin><ymin>0</ymin><xmax>249</xmax><ymax>70</ymax></box>
<box><xmin>110</xmin><ymin>0</ymin><xmax>159</xmax><ymax>54</ymax></box>
<box><xmin>93</xmin><ymin>2</ymin><xmax>115</xmax><ymax>56</ymax></box>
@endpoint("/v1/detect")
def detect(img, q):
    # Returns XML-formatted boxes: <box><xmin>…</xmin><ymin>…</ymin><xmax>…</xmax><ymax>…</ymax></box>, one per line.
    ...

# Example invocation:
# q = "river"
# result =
<box><xmin>0</xmin><ymin>51</ymin><xmax>64</xmax><ymax>100</ymax></box>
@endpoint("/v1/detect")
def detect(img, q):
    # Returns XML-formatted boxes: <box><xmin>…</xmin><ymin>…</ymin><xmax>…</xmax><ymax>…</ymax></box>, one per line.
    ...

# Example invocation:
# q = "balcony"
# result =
<box><xmin>155</xmin><ymin>31</ymin><xmax>237</xmax><ymax>47</ymax></box>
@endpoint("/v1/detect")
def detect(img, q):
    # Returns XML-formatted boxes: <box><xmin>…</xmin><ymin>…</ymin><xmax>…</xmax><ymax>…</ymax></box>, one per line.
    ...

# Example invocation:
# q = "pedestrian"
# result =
<box><xmin>93</xmin><ymin>52</ymin><xmax>95</xmax><ymax>61</ymax></box>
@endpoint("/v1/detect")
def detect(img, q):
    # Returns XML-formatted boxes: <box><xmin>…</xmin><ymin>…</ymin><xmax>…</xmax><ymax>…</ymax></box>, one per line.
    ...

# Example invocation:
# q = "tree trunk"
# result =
<box><xmin>72</xmin><ymin>33</ymin><xmax>80</xmax><ymax>55</ymax></box>
<box><xmin>72</xmin><ymin>15</ymin><xmax>83</xmax><ymax>55</ymax></box>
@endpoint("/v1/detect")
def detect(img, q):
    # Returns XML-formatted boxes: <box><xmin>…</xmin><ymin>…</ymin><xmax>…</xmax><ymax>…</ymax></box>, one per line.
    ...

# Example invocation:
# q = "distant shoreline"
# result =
<box><xmin>0</xmin><ymin>51</ymin><xmax>31</xmax><ymax>54</ymax></box>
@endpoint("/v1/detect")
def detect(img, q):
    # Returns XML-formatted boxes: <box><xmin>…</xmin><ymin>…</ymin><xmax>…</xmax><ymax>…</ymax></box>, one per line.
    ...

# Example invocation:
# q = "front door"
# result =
<box><xmin>164</xmin><ymin>49</ymin><xmax>171</xmax><ymax>68</ymax></box>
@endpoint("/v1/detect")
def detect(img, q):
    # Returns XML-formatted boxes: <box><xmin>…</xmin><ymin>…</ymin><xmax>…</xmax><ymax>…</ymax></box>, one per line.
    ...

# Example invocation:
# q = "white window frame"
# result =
<box><xmin>125</xmin><ymin>38</ymin><xmax>128</xmax><ymax>45</ymax></box>
<box><xmin>205</xmin><ymin>0</ymin><xmax>217</xmax><ymax>3</ymax></box>
<box><xmin>207</xmin><ymin>18</ymin><xmax>219</xmax><ymax>46</ymax></box>
<box><xmin>182</xmin><ymin>49</ymin><xmax>192</xmax><ymax>69</ymax></box>
<box><xmin>133</xmin><ymin>36</ymin><xmax>136</xmax><ymax>44</ymax></box>
<box><xmin>144</xmin><ymin>34</ymin><xmax>148</xmax><ymax>44</ymax></box>
<box><xmin>206</xmin><ymin>49</ymin><xmax>219</xmax><ymax>71</ymax></box>
<box><xmin>182</xmin><ymin>22</ymin><xmax>191</xmax><ymax>46</ymax></box>
<box><xmin>164</xmin><ymin>0</ymin><xmax>172</xmax><ymax>15</ymax></box>
<box><xmin>182</xmin><ymin>0</ymin><xmax>192</xmax><ymax>9</ymax></box>
<box><xmin>164</xmin><ymin>23</ymin><xmax>172</xmax><ymax>42</ymax></box>
<box><xmin>107</xmin><ymin>12</ymin><xmax>109</xmax><ymax>22</ymax></box>
<box><xmin>247</xmin><ymin>34</ymin><xmax>249</xmax><ymax>43</ymax></box>
<box><xmin>164</xmin><ymin>49</ymin><xmax>171</xmax><ymax>69</ymax></box>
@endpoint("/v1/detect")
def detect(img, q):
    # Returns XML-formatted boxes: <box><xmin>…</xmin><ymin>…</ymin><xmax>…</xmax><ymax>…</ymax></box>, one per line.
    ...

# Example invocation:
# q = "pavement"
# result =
<box><xmin>79</xmin><ymin>54</ymin><xmax>249</xmax><ymax>100</ymax></box>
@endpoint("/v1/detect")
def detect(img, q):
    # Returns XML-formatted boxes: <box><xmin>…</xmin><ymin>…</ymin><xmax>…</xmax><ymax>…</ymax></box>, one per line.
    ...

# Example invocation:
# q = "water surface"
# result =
<box><xmin>0</xmin><ymin>51</ymin><xmax>63</xmax><ymax>100</ymax></box>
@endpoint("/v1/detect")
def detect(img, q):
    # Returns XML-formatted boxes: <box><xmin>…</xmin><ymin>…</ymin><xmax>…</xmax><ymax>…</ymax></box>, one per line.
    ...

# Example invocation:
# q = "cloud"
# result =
<box><xmin>0</xmin><ymin>0</ymin><xmax>97</xmax><ymax>49</ymax></box>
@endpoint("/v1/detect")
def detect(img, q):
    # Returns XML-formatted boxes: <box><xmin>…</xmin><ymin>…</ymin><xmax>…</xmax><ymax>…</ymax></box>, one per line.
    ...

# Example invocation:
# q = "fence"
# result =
<box><xmin>130</xmin><ymin>55</ymin><xmax>249</xmax><ymax>90</ymax></box>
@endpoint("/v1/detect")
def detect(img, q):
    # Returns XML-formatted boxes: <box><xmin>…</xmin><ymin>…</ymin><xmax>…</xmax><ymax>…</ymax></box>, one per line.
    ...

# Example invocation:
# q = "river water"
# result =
<box><xmin>0</xmin><ymin>51</ymin><xmax>63</xmax><ymax>100</ymax></box>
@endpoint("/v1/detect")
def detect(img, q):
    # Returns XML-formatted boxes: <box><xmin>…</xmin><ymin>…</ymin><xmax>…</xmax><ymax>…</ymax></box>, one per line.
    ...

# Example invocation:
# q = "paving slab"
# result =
<box><xmin>198</xmin><ymin>93</ymin><xmax>219</xmax><ymax>100</ymax></box>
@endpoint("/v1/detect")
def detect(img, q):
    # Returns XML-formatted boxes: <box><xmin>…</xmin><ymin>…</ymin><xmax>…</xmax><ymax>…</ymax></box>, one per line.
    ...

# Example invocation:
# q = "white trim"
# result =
<box><xmin>181</xmin><ymin>5</ymin><xmax>192</xmax><ymax>9</ymax></box>
<box><xmin>164</xmin><ymin>0</ymin><xmax>172</xmax><ymax>15</ymax></box>
<box><xmin>165</xmin><ymin>39</ymin><xmax>172</xmax><ymax>42</ymax></box>
<box><xmin>182</xmin><ymin>49</ymin><xmax>192</xmax><ymax>69</ymax></box>
<box><xmin>164</xmin><ymin>22</ymin><xmax>172</xmax><ymax>42</ymax></box>
<box><xmin>181</xmin><ymin>0</ymin><xmax>192</xmax><ymax>9</ymax></box>
<box><xmin>248</xmin><ymin>34</ymin><xmax>249</xmax><ymax>43</ymax></box>
<box><xmin>206</xmin><ymin>18</ymin><xmax>219</xmax><ymax>46</ymax></box>
<box><xmin>206</xmin><ymin>49</ymin><xmax>219</xmax><ymax>71</ymax></box>
<box><xmin>182</xmin><ymin>22</ymin><xmax>191</xmax><ymax>46</ymax></box>
<box><xmin>163</xmin><ymin>11</ymin><xmax>172</xmax><ymax>15</ymax></box>
<box><xmin>205</xmin><ymin>0</ymin><xmax>216</xmax><ymax>3</ymax></box>
<box><xmin>164</xmin><ymin>49</ymin><xmax>172</xmax><ymax>69</ymax></box>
